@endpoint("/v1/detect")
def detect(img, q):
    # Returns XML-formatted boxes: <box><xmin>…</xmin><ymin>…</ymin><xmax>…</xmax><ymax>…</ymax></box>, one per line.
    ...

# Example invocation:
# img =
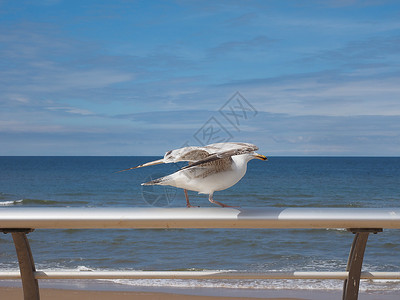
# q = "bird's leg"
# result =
<box><xmin>184</xmin><ymin>189</ymin><xmax>196</xmax><ymax>208</ymax></box>
<box><xmin>208</xmin><ymin>193</ymin><xmax>239</xmax><ymax>208</ymax></box>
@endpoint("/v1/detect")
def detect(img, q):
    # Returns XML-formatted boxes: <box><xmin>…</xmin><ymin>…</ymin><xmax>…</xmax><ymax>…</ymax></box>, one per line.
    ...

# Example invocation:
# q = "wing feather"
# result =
<box><xmin>164</xmin><ymin>147</ymin><xmax>210</xmax><ymax>163</ymax></box>
<box><xmin>117</xmin><ymin>142</ymin><xmax>258</xmax><ymax>173</ymax></box>
<box><xmin>164</xmin><ymin>142</ymin><xmax>257</xmax><ymax>164</ymax></box>
<box><xmin>180</xmin><ymin>142</ymin><xmax>257</xmax><ymax>170</ymax></box>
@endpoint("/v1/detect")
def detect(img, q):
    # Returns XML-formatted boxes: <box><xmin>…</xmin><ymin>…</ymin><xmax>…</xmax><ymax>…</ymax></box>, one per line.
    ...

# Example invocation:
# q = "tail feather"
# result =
<box><xmin>142</xmin><ymin>175</ymin><xmax>171</xmax><ymax>185</ymax></box>
<box><xmin>141</xmin><ymin>176</ymin><xmax>168</xmax><ymax>186</ymax></box>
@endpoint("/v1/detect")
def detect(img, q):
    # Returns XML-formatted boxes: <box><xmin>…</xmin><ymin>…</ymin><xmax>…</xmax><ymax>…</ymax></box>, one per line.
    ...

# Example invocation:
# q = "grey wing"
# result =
<box><xmin>180</xmin><ymin>143</ymin><xmax>258</xmax><ymax>170</ymax></box>
<box><xmin>164</xmin><ymin>142</ymin><xmax>257</xmax><ymax>164</ymax></box>
<box><xmin>206</xmin><ymin>142</ymin><xmax>258</xmax><ymax>153</ymax></box>
<box><xmin>117</xmin><ymin>143</ymin><xmax>258</xmax><ymax>173</ymax></box>
<box><xmin>183</xmin><ymin>156</ymin><xmax>234</xmax><ymax>178</ymax></box>
<box><xmin>163</xmin><ymin>147</ymin><xmax>211</xmax><ymax>163</ymax></box>
<box><xmin>116</xmin><ymin>146</ymin><xmax>212</xmax><ymax>172</ymax></box>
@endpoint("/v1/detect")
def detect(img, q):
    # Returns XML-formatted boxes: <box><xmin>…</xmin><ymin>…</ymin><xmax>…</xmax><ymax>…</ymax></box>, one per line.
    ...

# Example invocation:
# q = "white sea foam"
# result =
<box><xmin>102</xmin><ymin>278</ymin><xmax>400</xmax><ymax>291</ymax></box>
<box><xmin>77</xmin><ymin>265</ymin><xmax>94</xmax><ymax>271</ymax></box>
<box><xmin>325</xmin><ymin>228</ymin><xmax>347</xmax><ymax>232</ymax></box>
<box><xmin>0</xmin><ymin>199</ymin><xmax>23</xmax><ymax>206</ymax></box>
<box><xmin>9</xmin><ymin>262</ymin><xmax>400</xmax><ymax>292</ymax></box>
<box><xmin>97</xmin><ymin>274</ymin><xmax>400</xmax><ymax>292</ymax></box>
<box><xmin>3</xmin><ymin>265</ymin><xmax>400</xmax><ymax>292</ymax></box>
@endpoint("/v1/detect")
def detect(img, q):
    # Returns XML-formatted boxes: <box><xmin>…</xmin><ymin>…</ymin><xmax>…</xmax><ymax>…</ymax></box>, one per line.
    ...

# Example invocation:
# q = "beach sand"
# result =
<box><xmin>0</xmin><ymin>287</ymin><xmax>304</xmax><ymax>300</ymax></box>
<box><xmin>2</xmin><ymin>286</ymin><xmax>400</xmax><ymax>300</ymax></box>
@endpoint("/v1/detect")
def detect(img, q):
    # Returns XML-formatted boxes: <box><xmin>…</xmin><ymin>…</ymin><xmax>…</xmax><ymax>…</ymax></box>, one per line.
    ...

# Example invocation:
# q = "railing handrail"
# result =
<box><xmin>1</xmin><ymin>207</ymin><xmax>400</xmax><ymax>229</ymax></box>
<box><xmin>1</xmin><ymin>270</ymin><xmax>400</xmax><ymax>280</ymax></box>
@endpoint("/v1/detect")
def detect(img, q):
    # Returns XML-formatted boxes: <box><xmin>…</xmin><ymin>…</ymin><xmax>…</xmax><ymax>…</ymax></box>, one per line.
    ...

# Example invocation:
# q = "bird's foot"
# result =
<box><xmin>184</xmin><ymin>190</ymin><xmax>200</xmax><ymax>207</ymax></box>
<box><xmin>208</xmin><ymin>193</ymin><xmax>239</xmax><ymax>208</ymax></box>
<box><xmin>219</xmin><ymin>204</ymin><xmax>240</xmax><ymax>208</ymax></box>
<box><xmin>211</xmin><ymin>199</ymin><xmax>239</xmax><ymax>208</ymax></box>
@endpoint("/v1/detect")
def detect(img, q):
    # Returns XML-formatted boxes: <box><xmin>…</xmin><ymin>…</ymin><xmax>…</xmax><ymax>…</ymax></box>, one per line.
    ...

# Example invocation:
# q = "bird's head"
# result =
<box><xmin>243</xmin><ymin>152</ymin><xmax>267</xmax><ymax>162</ymax></box>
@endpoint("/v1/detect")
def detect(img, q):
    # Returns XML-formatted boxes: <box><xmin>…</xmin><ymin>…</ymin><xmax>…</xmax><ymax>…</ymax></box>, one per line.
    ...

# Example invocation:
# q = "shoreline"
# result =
<box><xmin>1</xmin><ymin>287</ymin><xmax>400</xmax><ymax>300</ymax></box>
<box><xmin>0</xmin><ymin>287</ymin><xmax>308</xmax><ymax>300</ymax></box>
<box><xmin>1</xmin><ymin>281</ymin><xmax>400</xmax><ymax>300</ymax></box>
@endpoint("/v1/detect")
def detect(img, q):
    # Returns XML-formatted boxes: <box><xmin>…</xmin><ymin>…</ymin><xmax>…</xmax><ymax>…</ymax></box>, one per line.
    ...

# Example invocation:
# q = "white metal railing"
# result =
<box><xmin>1</xmin><ymin>206</ymin><xmax>400</xmax><ymax>229</ymax></box>
<box><xmin>1</xmin><ymin>207</ymin><xmax>400</xmax><ymax>300</ymax></box>
<box><xmin>1</xmin><ymin>270</ymin><xmax>400</xmax><ymax>280</ymax></box>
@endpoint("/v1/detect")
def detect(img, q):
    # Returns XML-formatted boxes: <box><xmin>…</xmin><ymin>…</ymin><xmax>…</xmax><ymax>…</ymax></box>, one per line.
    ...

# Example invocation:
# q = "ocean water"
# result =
<box><xmin>0</xmin><ymin>156</ymin><xmax>400</xmax><ymax>294</ymax></box>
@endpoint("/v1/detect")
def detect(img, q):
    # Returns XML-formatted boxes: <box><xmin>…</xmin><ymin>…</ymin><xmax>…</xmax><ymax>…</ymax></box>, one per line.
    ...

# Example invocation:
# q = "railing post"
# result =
<box><xmin>342</xmin><ymin>228</ymin><xmax>382</xmax><ymax>300</ymax></box>
<box><xmin>2</xmin><ymin>229</ymin><xmax>40</xmax><ymax>300</ymax></box>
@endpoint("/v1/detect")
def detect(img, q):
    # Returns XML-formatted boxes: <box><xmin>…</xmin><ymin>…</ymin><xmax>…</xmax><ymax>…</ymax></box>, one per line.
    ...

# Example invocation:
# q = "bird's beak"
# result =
<box><xmin>253</xmin><ymin>153</ymin><xmax>267</xmax><ymax>161</ymax></box>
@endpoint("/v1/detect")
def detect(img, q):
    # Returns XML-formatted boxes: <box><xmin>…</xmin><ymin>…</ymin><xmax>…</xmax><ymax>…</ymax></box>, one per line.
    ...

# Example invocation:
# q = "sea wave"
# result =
<box><xmin>24</xmin><ymin>266</ymin><xmax>400</xmax><ymax>292</ymax></box>
<box><xmin>0</xmin><ymin>191</ymin><xmax>92</xmax><ymax>206</ymax></box>
<box><xmin>0</xmin><ymin>199</ymin><xmax>23</xmax><ymax>206</ymax></box>
<box><xmin>1</xmin><ymin>262</ymin><xmax>399</xmax><ymax>293</ymax></box>
<box><xmin>0</xmin><ymin>192</ymin><xmax>23</xmax><ymax>206</ymax></box>
<box><xmin>19</xmin><ymin>198</ymin><xmax>90</xmax><ymax>206</ymax></box>
<box><xmin>101</xmin><ymin>277</ymin><xmax>400</xmax><ymax>292</ymax></box>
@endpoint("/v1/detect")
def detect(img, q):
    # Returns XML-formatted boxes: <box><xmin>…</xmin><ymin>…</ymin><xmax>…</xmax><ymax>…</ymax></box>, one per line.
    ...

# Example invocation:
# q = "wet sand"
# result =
<box><xmin>0</xmin><ymin>287</ymin><xmax>304</xmax><ymax>299</ymax></box>
<box><xmin>1</xmin><ymin>286</ymin><xmax>400</xmax><ymax>300</ymax></box>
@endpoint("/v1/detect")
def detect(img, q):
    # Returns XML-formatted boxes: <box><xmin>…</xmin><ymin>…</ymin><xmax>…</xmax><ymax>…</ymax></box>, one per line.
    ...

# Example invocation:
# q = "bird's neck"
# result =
<box><xmin>232</xmin><ymin>154</ymin><xmax>250</xmax><ymax>171</ymax></box>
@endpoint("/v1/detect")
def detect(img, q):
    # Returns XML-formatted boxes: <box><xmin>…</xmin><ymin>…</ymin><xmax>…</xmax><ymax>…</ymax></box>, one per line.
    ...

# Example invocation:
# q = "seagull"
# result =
<box><xmin>118</xmin><ymin>142</ymin><xmax>267</xmax><ymax>207</ymax></box>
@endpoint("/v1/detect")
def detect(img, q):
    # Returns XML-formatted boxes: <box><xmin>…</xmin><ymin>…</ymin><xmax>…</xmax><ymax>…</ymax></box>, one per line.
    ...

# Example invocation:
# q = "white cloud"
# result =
<box><xmin>0</xmin><ymin>120</ymin><xmax>65</xmax><ymax>133</ymax></box>
<box><xmin>45</xmin><ymin>106</ymin><xmax>95</xmax><ymax>116</ymax></box>
<box><xmin>27</xmin><ymin>70</ymin><xmax>134</xmax><ymax>92</ymax></box>
<box><xmin>7</xmin><ymin>94</ymin><xmax>30</xmax><ymax>104</ymax></box>
<box><xmin>221</xmin><ymin>70</ymin><xmax>400</xmax><ymax>117</ymax></box>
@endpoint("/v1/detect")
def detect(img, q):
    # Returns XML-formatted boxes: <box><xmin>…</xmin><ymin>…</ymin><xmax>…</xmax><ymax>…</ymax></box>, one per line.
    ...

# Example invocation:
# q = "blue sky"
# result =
<box><xmin>1</xmin><ymin>0</ymin><xmax>400</xmax><ymax>156</ymax></box>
